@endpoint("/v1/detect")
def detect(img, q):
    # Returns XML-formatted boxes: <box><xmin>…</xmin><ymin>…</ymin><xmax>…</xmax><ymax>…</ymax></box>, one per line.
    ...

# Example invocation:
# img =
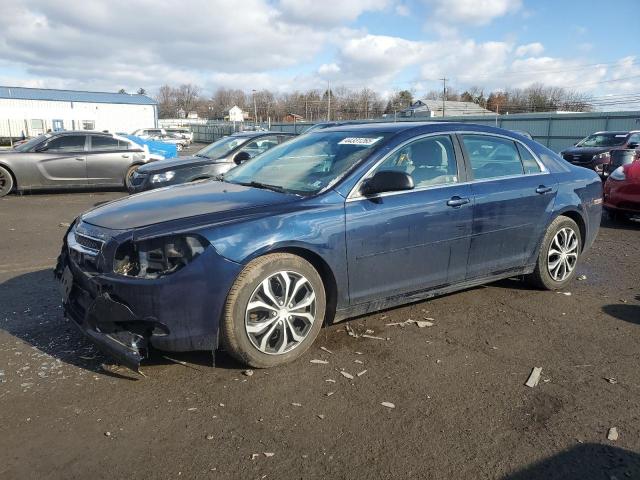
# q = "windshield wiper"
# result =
<box><xmin>236</xmin><ymin>181</ymin><xmax>287</xmax><ymax>194</ymax></box>
<box><xmin>194</xmin><ymin>153</ymin><xmax>209</xmax><ymax>158</ymax></box>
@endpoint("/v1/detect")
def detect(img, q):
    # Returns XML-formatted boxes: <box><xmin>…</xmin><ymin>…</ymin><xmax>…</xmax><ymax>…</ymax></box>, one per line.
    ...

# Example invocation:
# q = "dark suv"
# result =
<box><xmin>560</xmin><ymin>131</ymin><xmax>640</xmax><ymax>176</ymax></box>
<box><xmin>128</xmin><ymin>131</ymin><xmax>293</xmax><ymax>193</ymax></box>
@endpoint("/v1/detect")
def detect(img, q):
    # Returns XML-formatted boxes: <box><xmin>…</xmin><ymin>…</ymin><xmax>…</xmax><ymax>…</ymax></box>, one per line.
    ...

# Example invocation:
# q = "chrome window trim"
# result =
<box><xmin>347</xmin><ymin>130</ymin><xmax>549</xmax><ymax>200</ymax></box>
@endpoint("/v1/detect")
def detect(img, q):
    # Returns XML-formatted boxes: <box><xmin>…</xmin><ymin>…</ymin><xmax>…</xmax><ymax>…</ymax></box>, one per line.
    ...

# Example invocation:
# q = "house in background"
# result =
<box><xmin>400</xmin><ymin>99</ymin><xmax>492</xmax><ymax>118</ymax></box>
<box><xmin>0</xmin><ymin>86</ymin><xmax>157</xmax><ymax>142</ymax></box>
<box><xmin>283</xmin><ymin>113</ymin><xmax>304</xmax><ymax>123</ymax></box>
<box><xmin>228</xmin><ymin>105</ymin><xmax>249</xmax><ymax>122</ymax></box>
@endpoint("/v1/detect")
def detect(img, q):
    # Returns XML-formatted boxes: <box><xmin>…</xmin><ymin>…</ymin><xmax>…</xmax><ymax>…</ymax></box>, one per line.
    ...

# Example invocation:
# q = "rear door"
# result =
<box><xmin>86</xmin><ymin>136</ymin><xmax>138</xmax><ymax>185</ymax></box>
<box><xmin>345</xmin><ymin>134</ymin><xmax>473</xmax><ymax>305</ymax></box>
<box><xmin>33</xmin><ymin>134</ymin><xmax>88</xmax><ymax>186</ymax></box>
<box><xmin>460</xmin><ymin>134</ymin><xmax>557</xmax><ymax>278</ymax></box>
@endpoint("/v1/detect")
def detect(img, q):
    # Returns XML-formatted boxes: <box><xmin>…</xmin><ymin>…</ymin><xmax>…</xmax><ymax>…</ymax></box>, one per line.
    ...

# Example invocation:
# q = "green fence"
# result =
<box><xmin>186</xmin><ymin>111</ymin><xmax>640</xmax><ymax>153</ymax></box>
<box><xmin>262</xmin><ymin>111</ymin><xmax>640</xmax><ymax>152</ymax></box>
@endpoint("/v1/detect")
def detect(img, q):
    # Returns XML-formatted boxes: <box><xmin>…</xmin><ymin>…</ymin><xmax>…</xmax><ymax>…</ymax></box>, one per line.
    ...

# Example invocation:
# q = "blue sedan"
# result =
<box><xmin>55</xmin><ymin>122</ymin><xmax>602</xmax><ymax>370</ymax></box>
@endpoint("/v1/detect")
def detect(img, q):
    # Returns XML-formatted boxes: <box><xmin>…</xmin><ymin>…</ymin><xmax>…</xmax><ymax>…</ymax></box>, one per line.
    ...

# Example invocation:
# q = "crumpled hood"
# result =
<box><xmin>137</xmin><ymin>155</ymin><xmax>223</xmax><ymax>173</ymax></box>
<box><xmin>81</xmin><ymin>180</ymin><xmax>295</xmax><ymax>230</ymax></box>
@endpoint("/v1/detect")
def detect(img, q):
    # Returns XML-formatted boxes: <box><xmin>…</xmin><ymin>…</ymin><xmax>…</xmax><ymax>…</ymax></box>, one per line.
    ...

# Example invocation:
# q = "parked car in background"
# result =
<box><xmin>149</xmin><ymin>132</ymin><xmax>189</xmax><ymax>151</ymax></box>
<box><xmin>131</xmin><ymin>128</ymin><xmax>166</xmax><ymax>138</ymax></box>
<box><xmin>604</xmin><ymin>161</ymin><xmax>640</xmax><ymax>220</ymax></box>
<box><xmin>165</xmin><ymin>127</ymin><xmax>193</xmax><ymax>144</ymax></box>
<box><xmin>56</xmin><ymin>122</ymin><xmax>602</xmax><ymax>371</ymax></box>
<box><xmin>560</xmin><ymin>130</ymin><xmax>640</xmax><ymax>175</ymax></box>
<box><xmin>0</xmin><ymin>131</ymin><xmax>154</xmax><ymax>197</ymax></box>
<box><xmin>128</xmin><ymin>131</ymin><xmax>294</xmax><ymax>193</ymax></box>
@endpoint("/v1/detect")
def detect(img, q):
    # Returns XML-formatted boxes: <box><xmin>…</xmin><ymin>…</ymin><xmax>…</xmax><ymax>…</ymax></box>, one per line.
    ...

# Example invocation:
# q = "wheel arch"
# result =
<box><xmin>551</xmin><ymin>208</ymin><xmax>587</xmax><ymax>252</ymax></box>
<box><xmin>0</xmin><ymin>162</ymin><xmax>18</xmax><ymax>191</ymax></box>
<box><xmin>260</xmin><ymin>246</ymin><xmax>338</xmax><ymax>325</ymax></box>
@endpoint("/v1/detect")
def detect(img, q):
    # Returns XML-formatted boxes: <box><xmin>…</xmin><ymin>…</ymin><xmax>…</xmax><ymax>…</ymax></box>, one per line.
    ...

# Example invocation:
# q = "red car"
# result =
<box><xmin>604</xmin><ymin>161</ymin><xmax>640</xmax><ymax>219</ymax></box>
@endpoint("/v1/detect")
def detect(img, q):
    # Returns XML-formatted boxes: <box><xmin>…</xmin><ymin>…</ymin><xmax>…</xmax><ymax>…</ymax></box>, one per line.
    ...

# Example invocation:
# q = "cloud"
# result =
<box><xmin>277</xmin><ymin>0</ymin><xmax>391</xmax><ymax>26</ymax></box>
<box><xmin>426</xmin><ymin>0</ymin><xmax>522</xmax><ymax>26</ymax></box>
<box><xmin>515</xmin><ymin>42</ymin><xmax>544</xmax><ymax>57</ymax></box>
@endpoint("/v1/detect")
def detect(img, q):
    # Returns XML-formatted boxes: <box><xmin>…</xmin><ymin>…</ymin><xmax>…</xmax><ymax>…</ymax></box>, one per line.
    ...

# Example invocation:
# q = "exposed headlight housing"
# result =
<box><xmin>593</xmin><ymin>152</ymin><xmax>610</xmax><ymax>160</ymax></box>
<box><xmin>151</xmin><ymin>171</ymin><xmax>176</xmax><ymax>183</ymax></box>
<box><xmin>113</xmin><ymin>235</ymin><xmax>208</xmax><ymax>278</ymax></box>
<box><xmin>609</xmin><ymin>166</ymin><xmax>626</xmax><ymax>181</ymax></box>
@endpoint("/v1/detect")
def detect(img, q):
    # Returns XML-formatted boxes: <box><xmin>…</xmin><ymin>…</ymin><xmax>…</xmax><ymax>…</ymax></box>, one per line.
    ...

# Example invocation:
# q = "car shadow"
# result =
<box><xmin>602</xmin><ymin>295</ymin><xmax>640</xmax><ymax>326</ymax></box>
<box><xmin>502</xmin><ymin>443</ymin><xmax>640</xmax><ymax>480</ymax></box>
<box><xmin>601</xmin><ymin>214</ymin><xmax>640</xmax><ymax>230</ymax></box>
<box><xmin>0</xmin><ymin>269</ymin><xmax>244</xmax><ymax>379</ymax></box>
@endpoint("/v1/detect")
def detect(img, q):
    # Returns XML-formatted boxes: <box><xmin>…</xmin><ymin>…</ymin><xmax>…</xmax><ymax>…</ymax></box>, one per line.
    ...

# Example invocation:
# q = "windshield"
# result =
<box><xmin>224</xmin><ymin>131</ymin><xmax>390</xmax><ymax>195</ymax></box>
<box><xmin>13</xmin><ymin>135</ymin><xmax>48</xmax><ymax>152</ymax></box>
<box><xmin>578</xmin><ymin>133</ymin><xmax>627</xmax><ymax>147</ymax></box>
<box><xmin>196</xmin><ymin>136</ymin><xmax>249</xmax><ymax>159</ymax></box>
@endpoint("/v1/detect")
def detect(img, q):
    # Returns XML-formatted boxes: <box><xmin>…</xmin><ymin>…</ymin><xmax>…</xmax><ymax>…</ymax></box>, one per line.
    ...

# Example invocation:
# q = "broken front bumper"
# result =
<box><xmin>54</xmin><ymin>226</ymin><xmax>243</xmax><ymax>371</ymax></box>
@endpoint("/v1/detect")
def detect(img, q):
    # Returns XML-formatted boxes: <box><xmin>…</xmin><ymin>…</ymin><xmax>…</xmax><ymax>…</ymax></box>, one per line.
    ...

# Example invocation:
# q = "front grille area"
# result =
<box><xmin>563</xmin><ymin>153</ymin><xmax>592</xmax><ymax>164</ymax></box>
<box><xmin>75</xmin><ymin>233</ymin><xmax>104</xmax><ymax>252</ymax></box>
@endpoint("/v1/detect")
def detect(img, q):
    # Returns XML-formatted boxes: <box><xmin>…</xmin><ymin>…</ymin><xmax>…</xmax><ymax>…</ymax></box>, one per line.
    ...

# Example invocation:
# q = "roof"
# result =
<box><xmin>0</xmin><ymin>86</ymin><xmax>156</xmax><ymax>105</ymax></box>
<box><xmin>407</xmin><ymin>99</ymin><xmax>492</xmax><ymax>116</ymax></box>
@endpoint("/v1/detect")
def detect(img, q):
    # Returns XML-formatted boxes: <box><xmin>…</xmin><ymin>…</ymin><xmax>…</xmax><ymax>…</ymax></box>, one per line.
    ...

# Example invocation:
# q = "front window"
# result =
<box><xmin>578</xmin><ymin>133</ymin><xmax>627</xmax><ymax>147</ymax></box>
<box><xmin>237</xmin><ymin>136</ymin><xmax>280</xmax><ymax>159</ymax></box>
<box><xmin>45</xmin><ymin>135</ymin><xmax>86</xmax><ymax>153</ymax></box>
<box><xmin>195</xmin><ymin>136</ymin><xmax>250</xmax><ymax>160</ymax></box>
<box><xmin>224</xmin><ymin>131</ymin><xmax>390</xmax><ymax>195</ymax></box>
<box><xmin>371</xmin><ymin>135</ymin><xmax>458</xmax><ymax>188</ymax></box>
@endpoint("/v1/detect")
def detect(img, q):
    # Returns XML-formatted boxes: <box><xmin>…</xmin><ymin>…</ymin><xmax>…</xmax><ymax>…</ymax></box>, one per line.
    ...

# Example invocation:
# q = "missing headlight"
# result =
<box><xmin>113</xmin><ymin>235</ymin><xmax>207</xmax><ymax>278</ymax></box>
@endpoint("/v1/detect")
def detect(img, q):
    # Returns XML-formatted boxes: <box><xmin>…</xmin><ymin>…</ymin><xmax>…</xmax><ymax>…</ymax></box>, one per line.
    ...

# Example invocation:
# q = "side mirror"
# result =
<box><xmin>360</xmin><ymin>170</ymin><xmax>414</xmax><ymax>196</ymax></box>
<box><xmin>233</xmin><ymin>151</ymin><xmax>251</xmax><ymax>165</ymax></box>
<box><xmin>627</xmin><ymin>142</ymin><xmax>639</xmax><ymax>149</ymax></box>
<box><xmin>34</xmin><ymin>144</ymin><xmax>48</xmax><ymax>152</ymax></box>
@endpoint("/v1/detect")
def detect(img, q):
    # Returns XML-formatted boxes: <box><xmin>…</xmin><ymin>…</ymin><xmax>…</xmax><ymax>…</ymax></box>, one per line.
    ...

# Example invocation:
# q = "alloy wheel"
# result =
<box><xmin>547</xmin><ymin>227</ymin><xmax>579</xmax><ymax>281</ymax></box>
<box><xmin>244</xmin><ymin>271</ymin><xmax>316</xmax><ymax>355</ymax></box>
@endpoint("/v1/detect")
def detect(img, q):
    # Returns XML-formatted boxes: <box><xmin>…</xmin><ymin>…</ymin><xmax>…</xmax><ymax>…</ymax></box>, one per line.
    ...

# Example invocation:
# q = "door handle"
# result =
<box><xmin>535</xmin><ymin>185</ymin><xmax>553</xmax><ymax>194</ymax></box>
<box><xmin>447</xmin><ymin>196</ymin><xmax>470</xmax><ymax>207</ymax></box>
<box><xmin>75</xmin><ymin>157</ymin><xmax>85</xmax><ymax>161</ymax></box>
<box><xmin>121</xmin><ymin>154</ymin><xmax>130</xmax><ymax>158</ymax></box>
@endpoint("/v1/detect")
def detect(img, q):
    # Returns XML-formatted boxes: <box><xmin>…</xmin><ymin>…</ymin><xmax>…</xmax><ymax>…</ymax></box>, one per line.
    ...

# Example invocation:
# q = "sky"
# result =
<box><xmin>0</xmin><ymin>0</ymin><xmax>638</xmax><ymax>106</ymax></box>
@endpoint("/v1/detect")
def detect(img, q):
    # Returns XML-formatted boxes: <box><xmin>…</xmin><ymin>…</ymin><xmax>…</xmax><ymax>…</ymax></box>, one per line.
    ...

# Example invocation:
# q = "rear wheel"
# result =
<box><xmin>124</xmin><ymin>165</ymin><xmax>139</xmax><ymax>189</ymax></box>
<box><xmin>0</xmin><ymin>166</ymin><xmax>14</xmax><ymax>197</ymax></box>
<box><xmin>526</xmin><ymin>216</ymin><xmax>582</xmax><ymax>290</ymax></box>
<box><xmin>221</xmin><ymin>253</ymin><xmax>326</xmax><ymax>368</ymax></box>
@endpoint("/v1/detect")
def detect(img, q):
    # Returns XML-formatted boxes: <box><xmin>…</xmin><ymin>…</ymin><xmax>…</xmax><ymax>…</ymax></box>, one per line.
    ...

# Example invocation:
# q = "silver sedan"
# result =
<box><xmin>0</xmin><ymin>131</ymin><xmax>153</xmax><ymax>197</ymax></box>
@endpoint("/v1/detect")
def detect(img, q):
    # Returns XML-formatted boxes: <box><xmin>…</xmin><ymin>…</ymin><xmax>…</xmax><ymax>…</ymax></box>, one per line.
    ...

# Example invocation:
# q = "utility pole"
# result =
<box><xmin>327</xmin><ymin>82</ymin><xmax>331</xmax><ymax>121</ymax></box>
<box><xmin>440</xmin><ymin>78</ymin><xmax>448</xmax><ymax>117</ymax></box>
<box><xmin>252</xmin><ymin>89</ymin><xmax>257</xmax><ymax>125</ymax></box>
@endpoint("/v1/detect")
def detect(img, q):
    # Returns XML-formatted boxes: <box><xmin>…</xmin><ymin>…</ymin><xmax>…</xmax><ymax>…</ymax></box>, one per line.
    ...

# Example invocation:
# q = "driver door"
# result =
<box><xmin>345</xmin><ymin>134</ymin><xmax>474</xmax><ymax>305</ymax></box>
<box><xmin>33</xmin><ymin>134</ymin><xmax>88</xmax><ymax>187</ymax></box>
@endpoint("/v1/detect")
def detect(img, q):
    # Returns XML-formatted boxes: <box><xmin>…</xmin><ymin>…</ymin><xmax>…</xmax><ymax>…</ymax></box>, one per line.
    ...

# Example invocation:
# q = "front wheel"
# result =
<box><xmin>124</xmin><ymin>165</ymin><xmax>139</xmax><ymax>189</ymax></box>
<box><xmin>221</xmin><ymin>253</ymin><xmax>326</xmax><ymax>368</ymax></box>
<box><xmin>526</xmin><ymin>216</ymin><xmax>582</xmax><ymax>290</ymax></box>
<box><xmin>0</xmin><ymin>166</ymin><xmax>14</xmax><ymax>198</ymax></box>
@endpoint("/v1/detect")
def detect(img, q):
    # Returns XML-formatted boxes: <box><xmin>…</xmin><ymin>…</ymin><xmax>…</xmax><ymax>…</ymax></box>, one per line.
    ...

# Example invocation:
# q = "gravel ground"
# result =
<box><xmin>0</xmin><ymin>191</ymin><xmax>639</xmax><ymax>480</ymax></box>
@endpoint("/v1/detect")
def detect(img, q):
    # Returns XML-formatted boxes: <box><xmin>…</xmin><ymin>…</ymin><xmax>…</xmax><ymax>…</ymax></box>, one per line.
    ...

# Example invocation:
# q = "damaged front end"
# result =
<box><xmin>54</xmin><ymin>220</ymin><xmax>237</xmax><ymax>373</ymax></box>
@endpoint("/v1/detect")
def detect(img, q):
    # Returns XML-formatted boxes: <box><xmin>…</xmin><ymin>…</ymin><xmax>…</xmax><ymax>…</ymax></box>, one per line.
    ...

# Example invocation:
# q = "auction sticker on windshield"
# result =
<box><xmin>338</xmin><ymin>137</ymin><xmax>383</xmax><ymax>146</ymax></box>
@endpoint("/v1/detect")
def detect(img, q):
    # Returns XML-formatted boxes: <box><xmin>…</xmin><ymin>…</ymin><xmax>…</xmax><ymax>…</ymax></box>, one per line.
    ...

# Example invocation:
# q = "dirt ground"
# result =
<box><xmin>1</xmin><ymin>189</ymin><xmax>639</xmax><ymax>480</ymax></box>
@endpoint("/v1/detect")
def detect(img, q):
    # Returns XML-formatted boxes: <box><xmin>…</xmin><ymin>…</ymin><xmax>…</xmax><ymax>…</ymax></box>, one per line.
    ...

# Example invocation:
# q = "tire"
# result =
<box><xmin>526</xmin><ymin>216</ymin><xmax>582</xmax><ymax>290</ymax></box>
<box><xmin>221</xmin><ymin>253</ymin><xmax>326</xmax><ymax>368</ymax></box>
<box><xmin>124</xmin><ymin>165</ymin><xmax>139</xmax><ymax>189</ymax></box>
<box><xmin>0</xmin><ymin>166</ymin><xmax>14</xmax><ymax>198</ymax></box>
